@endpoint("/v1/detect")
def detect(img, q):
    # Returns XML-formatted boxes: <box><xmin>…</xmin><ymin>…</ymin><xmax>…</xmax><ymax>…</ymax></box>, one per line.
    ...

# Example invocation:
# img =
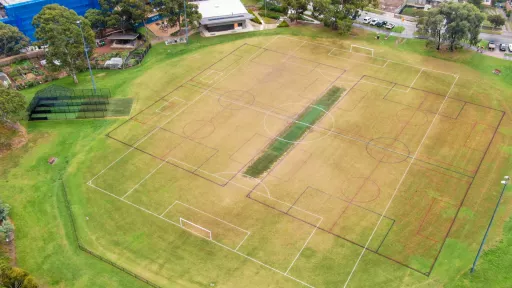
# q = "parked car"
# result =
<box><xmin>381</xmin><ymin>21</ymin><xmax>388</xmax><ymax>26</ymax></box>
<box><xmin>385</xmin><ymin>23</ymin><xmax>395</xmax><ymax>29</ymax></box>
<box><xmin>370</xmin><ymin>18</ymin><xmax>379</xmax><ymax>25</ymax></box>
<box><xmin>509</xmin><ymin>44</ymin><xmax>512</xmax><ymax>52</ymax></box>
<box><xmin>488</xmin><ymin>41</ymin><xmax>495</xmax><ymax>50</ymax></box>
<box><xmin>363</xmin><ymin>17</ymin><xmax>371</xmax><ymax>24</ymax></box>
<box><xmin>499</xmin><ymin>43</ymin><xmax>507</xmax><ymax>51</ymax></box>
<box><xmin>375</xmin><ymin>21</ymin><xmax>385</xmax><ymax>27</ymax></box>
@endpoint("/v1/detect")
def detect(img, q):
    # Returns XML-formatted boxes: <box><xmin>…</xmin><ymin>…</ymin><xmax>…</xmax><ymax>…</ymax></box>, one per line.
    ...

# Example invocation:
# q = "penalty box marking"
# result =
<box><xmin>276</xmin><ymin>35</ymin><xmax>457</xmax><ymax>77</ymax></box>
<box><xmin>155</xmin><ymin>97</ymin><xmax>187</xmax><ymax>115</ymax></box>
<box><xmin>161</xmin><ymin>200</ymin><xmax>250</xmax><ymax>250</ymax></box>
<box><xmin>343</xmin><ymin>75</ymin><xmax>460</xmax><ymax>287</ymax></box>
<box><xmin>200</xmin><ymin>70</ymin><xmax>224</xmax><ymax>83</ymax></box>
<box><xmin>89</xmin><ymin>39</ymin><xmax>318</xmax><ymax>288</ymax></box>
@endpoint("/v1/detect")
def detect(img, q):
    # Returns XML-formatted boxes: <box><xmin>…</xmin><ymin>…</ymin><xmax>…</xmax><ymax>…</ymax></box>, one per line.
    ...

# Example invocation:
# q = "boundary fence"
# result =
<box><xmin>61</xmin><ymin>182</ymin><xmax>160</xmax><ymax>288</ymax></box>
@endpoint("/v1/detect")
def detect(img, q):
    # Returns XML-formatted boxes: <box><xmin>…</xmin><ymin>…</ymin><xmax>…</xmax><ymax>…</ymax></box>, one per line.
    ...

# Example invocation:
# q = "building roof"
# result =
<box><xmin>0</xmin><ymin>0</ymin><xmax>32</xmax><ymax>6</ymax></box>
<box><xmin>193</xmin><ymin>0</ymin><xmax>253</xmax><ymax>25</ymax></box>
<box><xmin>107</xmin><ymin>33</ymin><xmax>139</xmax><ymax>40</ymax></box>
<box><xmin>194</xmin><ymin>0</ymin><xmax>248</xmax><ymax>19</ymax></box>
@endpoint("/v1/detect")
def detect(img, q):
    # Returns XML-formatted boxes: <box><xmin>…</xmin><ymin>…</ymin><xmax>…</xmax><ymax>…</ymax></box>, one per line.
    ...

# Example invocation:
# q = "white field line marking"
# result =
<box><xmin>200</xmin><ymin>70</ymin><xmax>224</xmax><ymax>83</ymax></box>
<box><xmin>407</xmin><ymin>68</ymin><xmax>423</xmax><ymax>92</ymax></box>
<box><xmin>342</xmin><ymin>75</ymin><xmax>459</xmax><ymax>288</ymax></box>
<box><xmin>350</xmin><ymin>44</ymin><xmax>374</xmax><ymax>57</ymax></box>
<box><xmin>176</xmin><ymin>201</ymin><xmax>250</xmax><ymax>233</ymax></box>
<box><xmin>156</xmin><ymin>97</ymin><xmax>187</xmax><ymax>115</ymax></box>
<box><xmin>329</xmin><ymin>48</ymin><xmax>385</xmax><ymax>68</ymax></box>
<box><xmin>89</xmin><ymin>42</ymin><xmax>269</xmax><ymax>188</ymax></box>
<box><xmin>282</xmin><ymin>41</ymin><xmax>307</xmax><ymax>63</ymax></box>
<box><xmin>285</xmin><ymin>218</ymin><xmax>323</xmax><ymax>275</ymax></box>
<box><xmin>122</xmin><ymin>159</ymin><xmax>169</xmax><ymax>199</ymax></box>
<box><xmin>235</xmin><ymin>232</ymin><xmax>251</xmax><ymax>251</ymax></box>
<box><xmin>180</xmin><ymin>217</ymin><xmax>213</xmax><ymax>240</ymax></box>
<box><xmin>160</xmin><ymin>201</ymin><xmax>178</xmax><ymax>216</ymax></box>
<box><xmin>87</xmin><ymin>181</ymin><xmax>315</xmax><ymax>288</ymax></box>
<box><xmin>213</xmin><ymin>171</ymin><xmax>272</xmax><ymax>198</ymax></box>
<box><xmin>276</xmin><ymin>35</ymin><xmax>458</xmax><ymax>77</ymax></box>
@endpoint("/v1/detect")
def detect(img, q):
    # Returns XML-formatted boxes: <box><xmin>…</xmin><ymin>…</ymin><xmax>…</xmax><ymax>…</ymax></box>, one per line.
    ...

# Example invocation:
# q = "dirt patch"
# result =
<box><xmin>0</xmin><ymin>123</ymin><xmax>28</xmax><ymax>157</ymax></box>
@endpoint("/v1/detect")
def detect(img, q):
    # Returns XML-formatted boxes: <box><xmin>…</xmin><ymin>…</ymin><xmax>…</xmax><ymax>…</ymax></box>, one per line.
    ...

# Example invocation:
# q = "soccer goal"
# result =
<box><xmin>350</xmin><ymin>45</ymin><xmax>374</xmax><ymax>57</ymax></box>
<box><xmin>180</xmin><ymin>217</ymin><xmax>212</xmax><ymax>240</ymax></box>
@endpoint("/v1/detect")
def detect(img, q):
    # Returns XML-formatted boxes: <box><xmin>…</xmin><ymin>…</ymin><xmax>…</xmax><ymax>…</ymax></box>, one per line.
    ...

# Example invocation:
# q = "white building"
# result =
<box><xmin>193</xmin><ymin>0</ymin><xmax>255</xmax><ymax>36</ymax></box>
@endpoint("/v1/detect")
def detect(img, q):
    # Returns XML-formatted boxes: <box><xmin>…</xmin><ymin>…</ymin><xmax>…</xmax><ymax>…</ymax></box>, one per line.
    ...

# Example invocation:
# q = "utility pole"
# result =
<box><xmin>77</xmin><ymin>20</ymin><xmax>96</xmax><ymax>93</ymax></box>
<box><xmin>470</xmin><ymin>176</ymin><xmax>510</xmax><ymax>273</ymax></box>
<box><xmin>184</xmin><ymin>0</ymin><xmax>188</xmax><ymax>44</ymax></box>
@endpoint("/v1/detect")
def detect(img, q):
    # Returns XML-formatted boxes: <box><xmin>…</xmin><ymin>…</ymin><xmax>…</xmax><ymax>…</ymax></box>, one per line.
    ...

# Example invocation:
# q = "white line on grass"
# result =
<box><xmin>122</xmin><ymin>159</ymin><xmax>169</xmax><ymax>199</ymax></box>
<box><xmin>342</xmin><ymin>75</ymin><xmax>459</xmax><ymax>288</ymax></box>
<box><xmin>87</xmin><ymin>181</ymin><xmax>315</xmax><ymax>288</ymax></box>
<box><xmin>235</xmin><ymin>232</ymin><xmax>251</xmax><ymax>251</ymax></box>
<box><xmin>285</xmin><ymin>218</ymin><xmax>322</xmax><ymax>275</ymax></box>
<box><xmin>276</xmin><ymin>35</ymin><xmax>458</xmax><ymax>77</ymax></box>
<box><xmin>407</xmin><ymin>68</ymin><xmax>423</xmax><ymax>92</ymax></box>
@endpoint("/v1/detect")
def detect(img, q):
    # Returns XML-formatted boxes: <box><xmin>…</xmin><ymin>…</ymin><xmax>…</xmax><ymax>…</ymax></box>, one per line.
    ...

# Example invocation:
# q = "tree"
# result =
<box><xmin>282</xmin><ymin>0</ymin><xmax>309</xmax><ymax>22</ymax></box>
<box><xmin>0</xmin><ymin>23</ymin><xmax>30</xmax><ymax>58</ymax></box>
<box><xmin>0</xmin><ymin>88</ymin><xmax>26</xmax><ymax>126</ymax></box>
<box><xmin>85</xmin><ymin>9</ymin><xmax>108</xmax><ymax>31</ymax></box>
<box><xmin>321</xmin><ymin>0</ymin><xmax>376</xmax><ymax>31</ymax></box>
<box><xmin>468</xmin><ymin>0</ymin><xmax>482</xmax><ymax>9</ymax></box>
<box><xmin>99</xmin><ymin>0</ymin><xmax>149</xmax><ymax>32</ymax></box>
<box><xmin>418</xmin><ymin>2</ymin><xmax>484</xmax><ymax>51</ymax></box>
<box><xmin>311</xmin><ymin>0</ymin><xmax>330</xmax><ymax>18</ymax></box>
<box><xmin>337</xmin><ymin>19</ymin><xmax>353</xmax><ymax>35</ymax></box>
<box><xmin>183</xmin><ymin>3</ymin><xmax>202</xmax><ymax>30</ymax></box>
<box><xmin>0</xmin><ymin>200</ymin><xmax>10</xmax><ymax>222</ymax></box>
<box><xmin>487</xmin><ymin>14</ymin><xmax>506</xmax><ymax>29</ymax></box>
<box><xmin>0</xmin><ymin>265</ymin><xmax>38</xmax><ymax>288</ymax></box>
<box><xmin>417</xmin><ymin>8</ymin><xmax>445</xmax><ymax>50</ymax></box>
<box><xmin>32</xmin><ymin>5</ymin><xmax>95</xmax><ymax>84</ymax></box>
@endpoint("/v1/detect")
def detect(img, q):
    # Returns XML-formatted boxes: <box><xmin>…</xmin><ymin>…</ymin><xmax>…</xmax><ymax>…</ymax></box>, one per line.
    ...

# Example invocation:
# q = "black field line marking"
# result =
<box><xmin>247</xmin><ymin>194</ymin><xmax>428</xmax><ymax>275</ymax></box>
<box><xmin>376</xmin><ymin>219</ymin><xmax>395</xmax><ymax>253</ymax></box>
<box><xmin>106</xmin><ymin>43</ymin><xmax>249</xmax><ymax>139</ymax></box>
<box><xmin>428</xmin><ymin>110</ymin><xmax>505</xmax><ymax>276</ymax></box>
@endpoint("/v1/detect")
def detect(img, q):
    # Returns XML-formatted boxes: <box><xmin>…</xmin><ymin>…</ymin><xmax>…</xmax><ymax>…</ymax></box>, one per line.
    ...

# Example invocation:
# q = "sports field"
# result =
<box><xmin>76</xmin><ymin>36</ymin><xmax>505</xmax><ymax>287</ymax></box>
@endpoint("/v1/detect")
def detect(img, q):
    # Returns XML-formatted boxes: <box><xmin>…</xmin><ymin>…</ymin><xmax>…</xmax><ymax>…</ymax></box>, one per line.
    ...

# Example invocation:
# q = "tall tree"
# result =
<box><xmin>100</xmin><ymin>0</ymin><xmax>149</xmax><ymax>32</ymax></box>
<box><xmin>282</xmin><ymin>0</ymin><xmax>309</xmax><ymax>22</ymax></box>
<box><xmin>418</xmin><ymin>2</ymin><xmax>484</xmax><ymax>51</ymax></box>
<box><xmin>321</xmin><ymin>0</ymin><xmax>376</xmax><ymax>31</ymax></box>
<box><xmin>311</xmin><ymin>0</ymin><xmax>330</xmax><ymax>19</ymax></box>
<box><xmin>487</xmin><ymin>14</ymin><xmax>506</xmax><ymax>29</ymax></box>
<box><xmin>0</xmin><ymin>22</ymin><xmax>30</xmax><ymax>57</ymax></box>
<box><xmin>0</xmin><ymin>88</ymin><xmax>26</xmax><ymax>126</ymax></box>
<box><xmin>468</xmin><ymin>0</ymin><xmax>482</xmax><ymax>9</ymax></box>
<box><xmin>85</xmin><ymin>9</ymin><xmax>109</xmax><ymax>31</ymax></box>
<box><xmin>32</xmin><ymin>5</ymin><xmax>95</xmax><ymax>84</ymax></box>
<box><xmin>417</xmin><ymin>8</ymin><xmax>445</xmax><ymax>50</ymax></box>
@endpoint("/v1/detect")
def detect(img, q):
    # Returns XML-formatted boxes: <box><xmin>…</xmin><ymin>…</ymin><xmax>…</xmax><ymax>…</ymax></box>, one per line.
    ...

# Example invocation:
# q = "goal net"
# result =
<box><xmin>180</xmin><ymin>217</ymin><xmax>212</xmax><ymax>240</ymax></box>
<box><xmin>350</xmin><ymin>45</ymin><xmax>374</xmax><ymax>57</ymax></box>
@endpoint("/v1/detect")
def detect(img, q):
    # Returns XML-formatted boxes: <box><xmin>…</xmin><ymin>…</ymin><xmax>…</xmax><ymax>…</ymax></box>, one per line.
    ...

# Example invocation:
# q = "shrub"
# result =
<box><xmin>278</xmin><ymin>20</ymin><xmax>289</xmax><ymax>28</ymax></box>
<box><xmin>248</xmin><ymin>9</ymin><xmax>262</xmax><ymax>24</ymax></box>
<box><xmin>261</xmin><ymin>10</ymin><xmax>282</xmax><ymax>20</ymax></box>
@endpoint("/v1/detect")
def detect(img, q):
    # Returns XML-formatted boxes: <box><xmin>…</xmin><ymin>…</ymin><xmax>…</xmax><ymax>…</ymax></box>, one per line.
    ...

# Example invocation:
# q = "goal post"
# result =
<box><xmin>350</xmin><ymin>45</ymin><xmax>374</xmax><ymax>57</ymax></box>
<box><xmin>179</xmin><ymin>217</ymin><xmax>212</xmax><ymax>240</ymax></box>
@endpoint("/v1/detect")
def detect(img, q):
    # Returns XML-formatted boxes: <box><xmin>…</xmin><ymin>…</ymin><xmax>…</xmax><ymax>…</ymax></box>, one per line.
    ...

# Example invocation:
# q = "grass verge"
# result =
<box><xmin>245</xmin><ymin>86</ymin><xmax>345</xmax><ymax>178</ymax></box>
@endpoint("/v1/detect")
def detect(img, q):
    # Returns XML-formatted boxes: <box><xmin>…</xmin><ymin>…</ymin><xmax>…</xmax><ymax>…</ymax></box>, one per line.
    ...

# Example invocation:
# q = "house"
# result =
<box><xmin>0</xmin><ymin>0</ymin><xmax>99</xmax><ymax>40</ymax></box>
<box><xmin>193</xmin><ymin>0</ymin><xmax>254</xmax><ymax>36</ymax></box>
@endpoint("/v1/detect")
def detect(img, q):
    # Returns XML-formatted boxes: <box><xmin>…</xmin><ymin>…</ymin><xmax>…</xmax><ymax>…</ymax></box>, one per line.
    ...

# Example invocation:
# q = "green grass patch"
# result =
<box><xmin>391</xmin><ymin>26</ymin><xmax>405</xmax><ymax>33</ymax></box>
<box><xmin>248</xmin><ymin>9</ymin><xmax>262</xmax><ymax>24</ymax></box>
<box><xmin>245</xmin><ymin>86</ymin><xmax>345</xmax><ymax>177</ymax></box>
<box><xmin>278</xmin><ymin>20</ymin><xmax>290</xmax><ymax>27</ymax></box>
<box><xmin>401</xmin><ymin>7</ymin><xmax>426</xmax><ymax>17</ymax></box>
<box><xmin>481</xmin><ymin>28</ymin><xmax>502</xmax><ymax>34</ymax></box>
<box><xmin>364</xmin><ymin>7</ymin><xmax>385</xmax><ymax>15</ymax></box>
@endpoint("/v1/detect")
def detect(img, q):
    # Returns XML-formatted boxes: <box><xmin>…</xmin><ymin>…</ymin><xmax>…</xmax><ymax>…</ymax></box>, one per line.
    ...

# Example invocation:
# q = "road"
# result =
<box><xmin>357</xmin><ymin>10</ymin><xmax>512</xmax><ymax>45</ymax></box>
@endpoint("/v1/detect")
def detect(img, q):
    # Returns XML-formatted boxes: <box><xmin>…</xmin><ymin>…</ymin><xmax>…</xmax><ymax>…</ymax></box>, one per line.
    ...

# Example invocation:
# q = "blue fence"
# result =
<box><xmin>1</xmin><ymin>0</ymin><xmax>99</xmax><ymax>40</ymax></box>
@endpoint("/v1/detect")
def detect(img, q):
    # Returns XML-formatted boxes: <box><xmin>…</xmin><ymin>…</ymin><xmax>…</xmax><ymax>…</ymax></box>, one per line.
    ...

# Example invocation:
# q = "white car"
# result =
<box><xmin>370</xmin><ymin>18</ymin><xmax>380</xmax><ymax>26</ymax></box>
<box><xmin>509</xmin><ymin>44</ymin><xmax>512</xmax><ymax>52</ymax></box>
<box><xmin>362</xmin><ymin>17</ymin><xmax>371</xmax><ymax>24</ymax></box>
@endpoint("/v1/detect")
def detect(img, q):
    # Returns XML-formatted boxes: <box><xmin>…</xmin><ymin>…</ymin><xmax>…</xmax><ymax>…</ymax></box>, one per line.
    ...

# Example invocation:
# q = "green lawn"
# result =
<box><xmin>1</xmin><ymin>25</ymin><xmax>512</xmax><ymax>287</ymax></box>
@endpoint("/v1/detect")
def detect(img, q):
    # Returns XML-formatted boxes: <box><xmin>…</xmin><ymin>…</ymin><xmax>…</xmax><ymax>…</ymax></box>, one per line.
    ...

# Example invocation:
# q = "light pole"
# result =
<box><xmin>184</xmin><ymin>0</ymin><xmax>188</xmax><ymax>44</ymax></box>
<box><xmin>77</xmin><ymin>20</ymin><xmax>96</xmax><ymax>93</ymax></box>
<box><xmin>470</xmin><ymin>175</ymin><xmax>510</xmax><ymax>273</ymax></box>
